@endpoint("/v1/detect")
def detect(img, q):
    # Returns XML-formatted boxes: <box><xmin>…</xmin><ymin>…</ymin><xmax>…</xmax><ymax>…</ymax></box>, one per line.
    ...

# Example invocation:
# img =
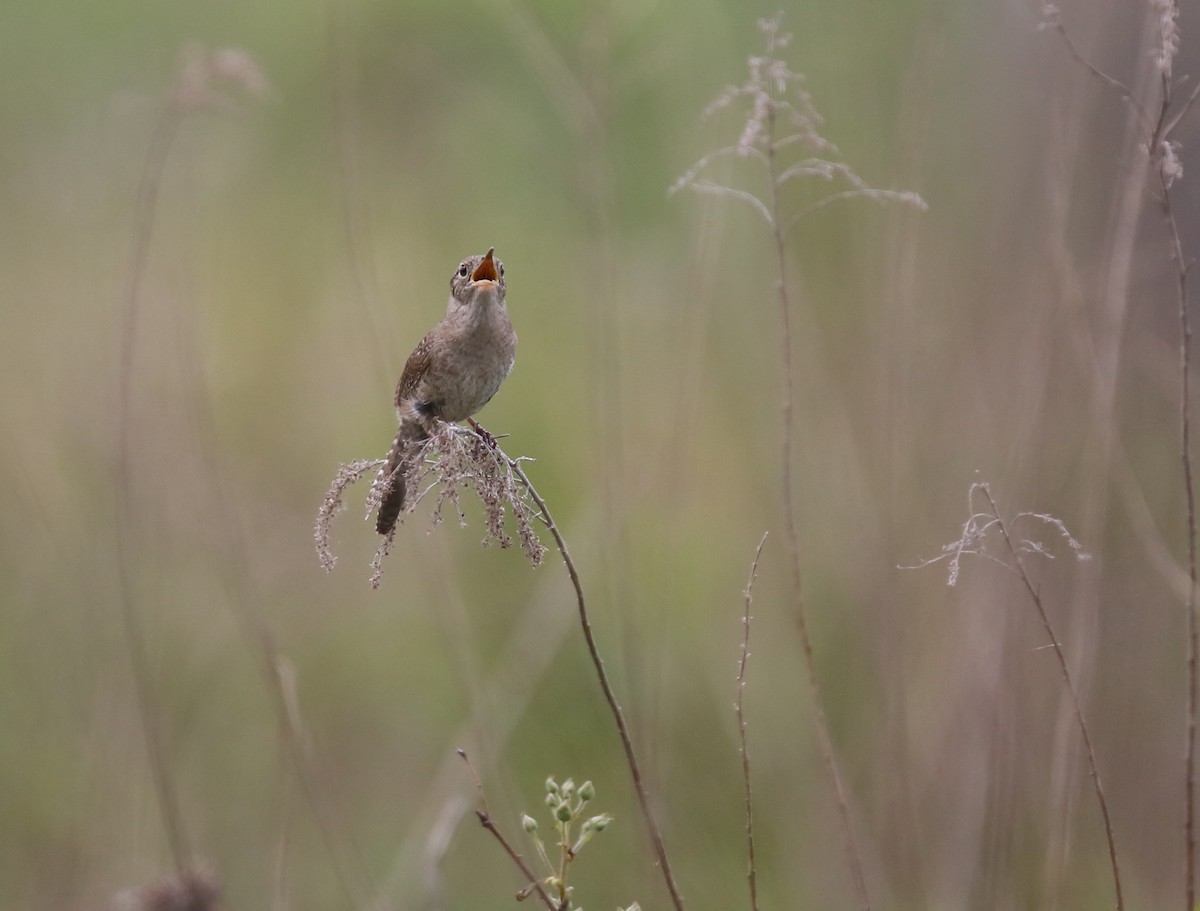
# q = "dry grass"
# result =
<box><xmin>316</xmin><ymin>421</ymin><xmax>546</xmax><ymax>589</ymax></box>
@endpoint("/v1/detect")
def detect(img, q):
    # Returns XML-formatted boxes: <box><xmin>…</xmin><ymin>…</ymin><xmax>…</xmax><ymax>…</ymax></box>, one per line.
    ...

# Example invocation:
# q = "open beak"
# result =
<box><xmin>471</xmin><ymin>247</ymin><xmax>498</xmax><ymax>283</ymax></box>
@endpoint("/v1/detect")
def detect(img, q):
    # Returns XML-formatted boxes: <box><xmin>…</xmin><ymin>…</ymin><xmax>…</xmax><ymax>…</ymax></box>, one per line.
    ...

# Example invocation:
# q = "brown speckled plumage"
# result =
<box><xmin>375</xmin><ymin>248</ymin><xmax>516</xmax><ymax>535</ymax></box>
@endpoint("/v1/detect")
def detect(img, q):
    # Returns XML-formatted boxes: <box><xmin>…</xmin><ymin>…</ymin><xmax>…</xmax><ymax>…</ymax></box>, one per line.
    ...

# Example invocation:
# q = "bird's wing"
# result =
<box><xmin>394</xmin><ymin>332</ymin><xmax>434</xmax><ymax>409</ymax></box>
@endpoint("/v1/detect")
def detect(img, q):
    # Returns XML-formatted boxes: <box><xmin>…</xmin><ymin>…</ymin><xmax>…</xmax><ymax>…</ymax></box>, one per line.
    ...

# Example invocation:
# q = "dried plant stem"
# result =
<box><xmin>1047</xmin><ymin>7</ymin><xmax>1193</xmax><ymax>900</ymax></box>
<box><xmin>506</xmin><ymin>457</ymin><xmax>686</xmax><ymax>911</ymax></box>
<box><xmin>670</xmin><ymin>17</ymin><xmax>920</xmax><ymax>904</ymax></box>
<box><xmin>765</xmin><ymin>101</ymin><xmax>871</xmax><ymax>911</ymax></box>
<box><xmin>1044</xmin><ymin>17</ymin><xmax>1150</xmax><ymax>133</ymax></box>
<box><xmin>737</xmin><ymin>533</ymin><xmax>767</xmax><ymax>911</ymax></box>
<box><xmin>1146</xmin><ymin>29</ymin><xmax>1200</xmax><ymax>903</ymax></box>
<box><xmin>458</xmin><ymin>750</ymin><xmax>558</xmax><ymax>911</ymax></box>
<box><xmin>1146</xmin><ymin>13</ymin><xmax>1200</xmax><ymax>903</ymax></box>
<box><xmin>1160</xmin><ymin>163</ymin><xmax>1198</xmax><ymax>911</ymax></box>
<box><xmin>980</xmin><ymin>487</ymin><xmax>1124</xmax><ymax>910</ymax></box>
<box><xmin>1162</xmin><ymin>80</ymin><xmax>1200</xmax><ymax>146</ymax></box>
<box><xmin>115</xmin><ymin>97</ymin><xmax>192</xmax><ymax>874</ymax></box>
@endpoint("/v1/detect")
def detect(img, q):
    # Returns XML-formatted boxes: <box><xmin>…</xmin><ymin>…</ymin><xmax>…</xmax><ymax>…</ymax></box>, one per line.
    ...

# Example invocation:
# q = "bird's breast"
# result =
<box><xmin>426</xmin><ymin>311</ymin><xmax>516</xmax><ymax>421</ymax></box>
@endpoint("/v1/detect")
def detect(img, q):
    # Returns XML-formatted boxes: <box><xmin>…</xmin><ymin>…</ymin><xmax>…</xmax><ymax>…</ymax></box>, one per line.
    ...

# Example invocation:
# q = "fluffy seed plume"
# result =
<box><xmin>316</xmin><ymin>422</ymin><xmax>547</xmax><ymax>588</ymax></box>
<box><xmin>670</xmin><ymin>13</ymin><xmax>926</xmax><ymax>231</ymax></box>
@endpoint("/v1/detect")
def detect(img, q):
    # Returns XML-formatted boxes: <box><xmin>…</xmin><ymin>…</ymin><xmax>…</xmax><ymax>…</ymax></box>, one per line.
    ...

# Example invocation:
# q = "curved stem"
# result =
<box><xmin>458</xmin><ymin>750</ymin><xmax>558</xmax><ymax>911</ymax></box>
<box><xmin>507</xmin><ymin>459</ymin><xmax>687</xmax><ymax>911</ymax></box>
<box><xmin>981</xmin><ymin>487</ymin><xmax>1124</xmax><ymax>910</ymax></box>
<box><xmin>1160</xmin><ymin>171</ymin><xmax>1197</xmax><ymax>911</ymax></box>
<box><xmin>114</xmin><ymin>99</ymin><xmax>192</xmax><ymax>874</ymax></box>
<box><xmin>737</xmin><ymin>534</ymin><xmax>768</xmax><ymax>911</ymax></box>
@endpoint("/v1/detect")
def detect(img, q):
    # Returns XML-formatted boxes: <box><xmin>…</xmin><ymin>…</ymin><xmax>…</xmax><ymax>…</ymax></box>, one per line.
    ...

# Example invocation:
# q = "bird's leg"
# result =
<box><xmin>467</xmin><ymin>418</ymin><xmax>498</xmax><ymax>450</ymax></box>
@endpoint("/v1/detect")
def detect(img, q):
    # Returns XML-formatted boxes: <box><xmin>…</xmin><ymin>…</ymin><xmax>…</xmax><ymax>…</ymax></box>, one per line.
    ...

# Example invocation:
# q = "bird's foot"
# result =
<box><xmin>467</xmin><ymin>418</ymin><xmax>499</xmax><ymax>450</ymax></box>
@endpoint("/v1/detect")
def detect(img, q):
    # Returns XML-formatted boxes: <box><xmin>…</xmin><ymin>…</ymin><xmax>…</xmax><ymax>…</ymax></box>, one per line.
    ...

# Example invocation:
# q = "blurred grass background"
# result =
<box><xmin>2</xmin><ymin>0</ymin><xmax>1199</xmax><ymax>908</ymax></box>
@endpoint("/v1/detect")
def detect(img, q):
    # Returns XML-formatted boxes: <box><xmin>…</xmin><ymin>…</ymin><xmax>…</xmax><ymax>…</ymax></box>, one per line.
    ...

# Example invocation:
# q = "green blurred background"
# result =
<box><xmin>2</xmin><ymin>0</ymin><xmax>1198</xmax><ymax>908</ymax></box>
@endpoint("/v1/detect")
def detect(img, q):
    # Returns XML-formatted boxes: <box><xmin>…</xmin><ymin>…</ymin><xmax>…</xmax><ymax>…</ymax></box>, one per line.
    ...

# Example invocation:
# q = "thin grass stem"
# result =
<box><xmin>765</xmin><ymin>82</ymin><xmax>873</xmax><ymax>911</ymax></box>
<box><xmin>505</xmin><ymin>457</ymin><xmax>687</xmax><ymax>911</ymax></box>
<box><xmin>115</xmin><ymin>96</ymin><xmax>191</xmax><ymax>875</ymax></box>
<box><xmin>1045</xmin><ymin>8</ymin><xmax>1191</xmax><ymax>902</ymax></box>
<box><xmin>737</xmin><ymin>533</ymin><xmax>768</xmax><ymax>911</ymax></box>
<box><xmin>1159</xmin><ymin>159</ymin><xmax>1198</xmax><ymax>911</ymax></box>
<box><xmin>979</xmin><ymin>486</ymin><xmax>1124</xmax><ymax>910</ymax></box>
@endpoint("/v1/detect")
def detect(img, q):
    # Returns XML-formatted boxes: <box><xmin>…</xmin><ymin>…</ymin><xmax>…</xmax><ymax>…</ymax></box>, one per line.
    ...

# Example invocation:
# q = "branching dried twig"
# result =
<box><xmin>458</xmin><ymin>750</ymin><xmax>558</xmax><ymax>911</ymax></box>
<box><xmin>737</xmin><ymin>533</ymin><xmax>768</xmax><ymax>911</ymax></box>
<box><xmin>903</xmin><ymin>486</ymin><xmax>1092</xmax><ymax>588</ymax></box>
<box><xmin>1037</xmin><ymin>3</ymin><xmax>1151</xmax><ymax>133</ymax></box>
<box><xmin>911</xmin><ymin>481</ymin><xmax>1121</xmax><ymax>909</ymax></box>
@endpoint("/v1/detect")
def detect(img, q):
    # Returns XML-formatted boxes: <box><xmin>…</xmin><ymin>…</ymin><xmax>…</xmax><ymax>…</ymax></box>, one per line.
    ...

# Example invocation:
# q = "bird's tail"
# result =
<box><xmin>374</xmin><ymin>420</ymin><xmax>429</xmax><ymax>536</ymax></box>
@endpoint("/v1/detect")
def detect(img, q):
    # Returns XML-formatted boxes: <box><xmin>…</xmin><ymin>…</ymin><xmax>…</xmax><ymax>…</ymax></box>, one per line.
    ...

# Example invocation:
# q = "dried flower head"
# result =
<box><xmin>670</xmin><ymin>12</ymin><xmax>926</xmax><ymax>231</ymax></box>
<box><xmin>316</xmin><ymin>421</ymin><xmax>546</xmax><ymax>588</ymax></box>
<box><xmin>1161</xmin><ymin>139</ymin><xmax>1184</xmax><ymax>186</ymax></box>
<box><xmin>315</xmin><ymin>458</ymin><xmax>384</xmax><ymax>572</ymax></box>
<box><xmin>903</xmin><ymin>480</ymin><xmax>1091</xmax><ymax>587</ymax></box>
<box><xmin>1150</xmin><ymin>0</ymin><xmax>1180</xmax><ymax>75</ymax></box>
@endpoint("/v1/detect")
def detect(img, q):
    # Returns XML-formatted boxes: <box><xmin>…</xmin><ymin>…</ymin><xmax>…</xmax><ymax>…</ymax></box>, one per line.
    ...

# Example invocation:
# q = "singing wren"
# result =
<box><xmin>374</xmin><ymin>247</ymin><xmax>516</xmax><ymax>536</ymax></box>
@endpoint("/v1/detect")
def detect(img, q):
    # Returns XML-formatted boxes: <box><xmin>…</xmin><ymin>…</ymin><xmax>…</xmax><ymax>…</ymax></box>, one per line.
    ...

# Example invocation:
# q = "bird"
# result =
<box><xmin>374</xmin><ymin>247</ymin><xmax>516</xmax><ymax>536</ymax></box>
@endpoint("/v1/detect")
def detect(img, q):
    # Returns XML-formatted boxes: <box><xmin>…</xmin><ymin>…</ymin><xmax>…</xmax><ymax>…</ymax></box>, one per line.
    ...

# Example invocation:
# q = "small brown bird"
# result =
<box><xmin>374</xmin><ymin>247</ymin><xmax>516</xmax><ymax>535</ymax></box>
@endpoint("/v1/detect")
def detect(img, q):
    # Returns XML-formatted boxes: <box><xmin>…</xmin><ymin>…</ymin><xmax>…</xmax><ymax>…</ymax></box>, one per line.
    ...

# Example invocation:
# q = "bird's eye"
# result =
<box><xmin>458</xmin><ymin>264</ymin><xmax>469</xmax><ymax>277</ymax></box>
<box><xmin>498</xmin><ymin>263</ymin><xmax>505</xmax><ymax>277</ymax></box>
